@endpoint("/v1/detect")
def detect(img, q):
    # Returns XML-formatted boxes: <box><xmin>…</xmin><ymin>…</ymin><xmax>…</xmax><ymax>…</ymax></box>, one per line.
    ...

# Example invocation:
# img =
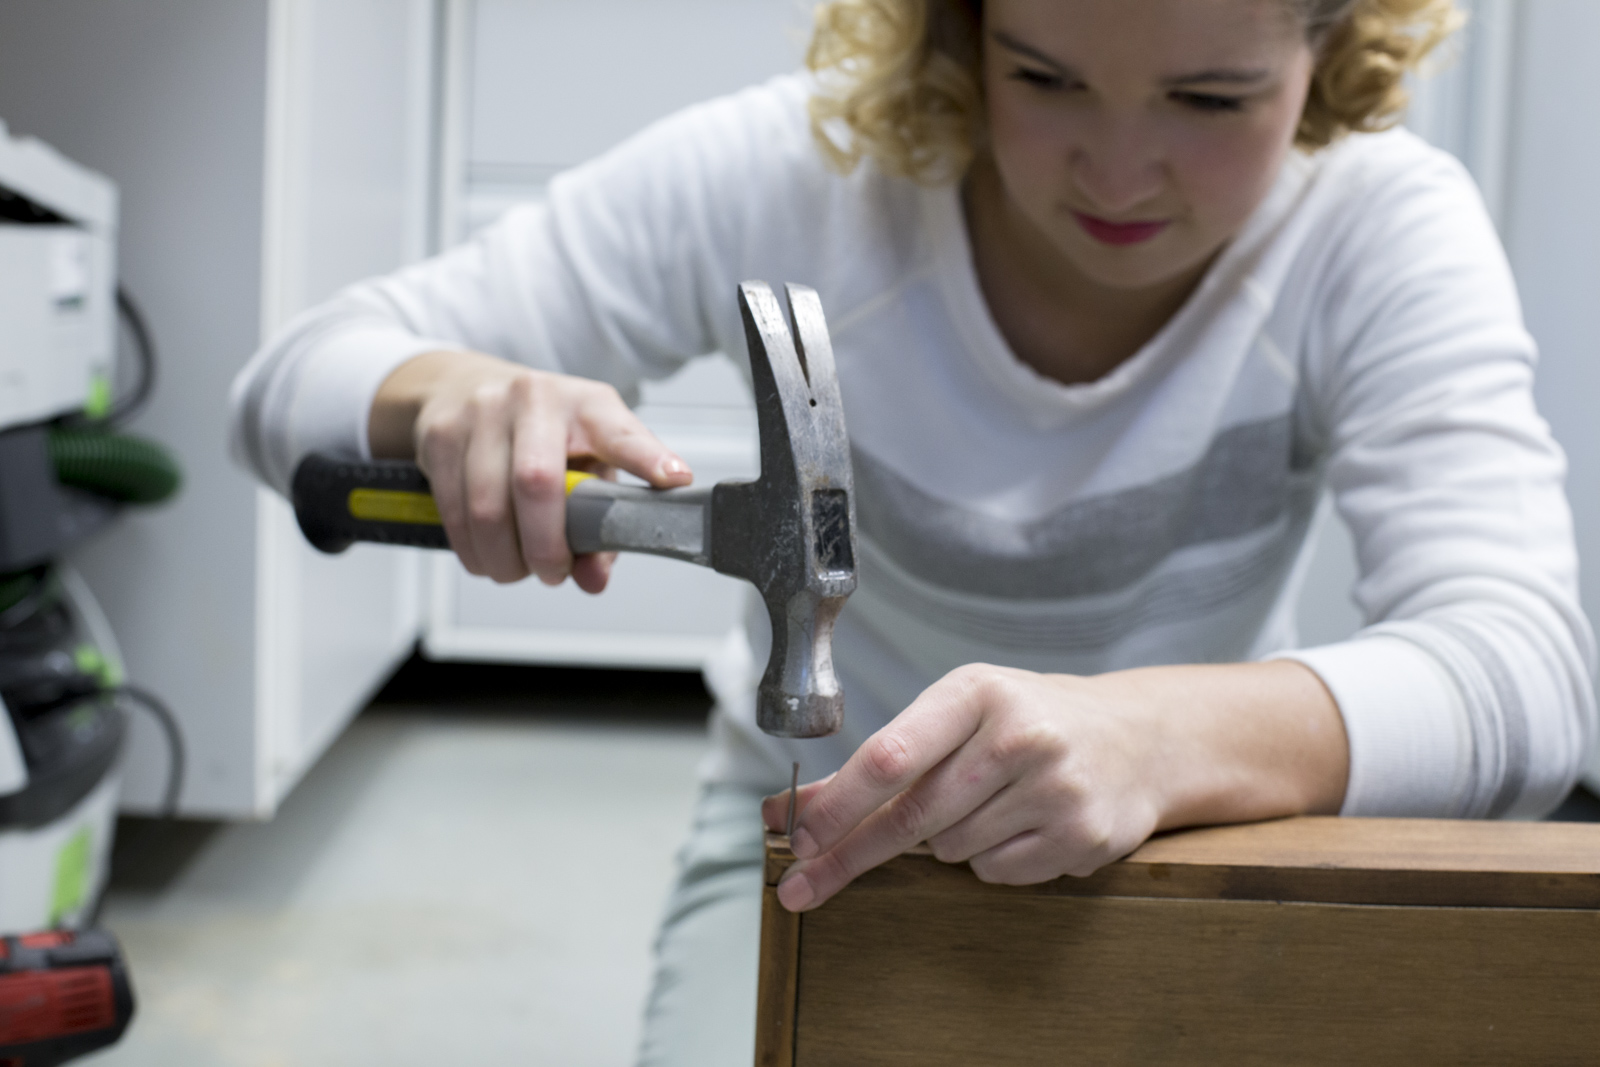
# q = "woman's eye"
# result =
<box><xmin>1173</xmin><ymin>91</ymin><xmax>1245</xmax><ymax>113</ymax></box>
<box><xmin>1007</xmin><ymin>66</ymin><xmax>1065</xmax><ymax>90</ymax></box>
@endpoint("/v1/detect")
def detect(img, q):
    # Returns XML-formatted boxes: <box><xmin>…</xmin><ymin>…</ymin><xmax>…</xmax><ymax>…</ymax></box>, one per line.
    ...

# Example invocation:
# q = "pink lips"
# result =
<box><xmin>1073</xmin><ymin>211</ymin><xmax>1170</xmax><ymax>246</ymax></box>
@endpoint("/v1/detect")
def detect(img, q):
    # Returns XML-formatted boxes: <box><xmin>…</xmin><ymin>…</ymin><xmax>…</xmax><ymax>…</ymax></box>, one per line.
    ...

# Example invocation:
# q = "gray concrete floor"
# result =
<box><xmin>86</xmin><ymin>666</ymin><xmax>709</xmax><ymax>1067</ymax></box>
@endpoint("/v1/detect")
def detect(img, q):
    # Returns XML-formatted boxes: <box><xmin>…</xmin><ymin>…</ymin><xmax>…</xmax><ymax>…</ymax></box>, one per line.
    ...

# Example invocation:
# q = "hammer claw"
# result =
<box><xmin>713</xmin><ymin>282</ymin><xmax>859</xmax><ymax>738</ymax></box>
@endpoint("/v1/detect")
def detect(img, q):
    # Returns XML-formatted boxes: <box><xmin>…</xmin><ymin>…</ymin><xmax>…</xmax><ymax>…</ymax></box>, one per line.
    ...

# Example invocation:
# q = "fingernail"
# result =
<box><xmin>790</xmin><ymin>826</ymin><xmax>817</xmax><ymax>860</ymax></box>
<box><xmin>661</xmin><ymin>457</ymin><xmax>688</xmax><ymax>478</ymax></box>
<box><xmin>778</xmin><ymin>869</ymin><xmax>814</xmax><ymax>911</ymax></box>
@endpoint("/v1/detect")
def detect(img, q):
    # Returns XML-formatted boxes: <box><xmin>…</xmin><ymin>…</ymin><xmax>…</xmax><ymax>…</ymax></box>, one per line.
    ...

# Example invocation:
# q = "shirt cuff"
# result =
<box><xmin>287</xmin><ymin>325</ymin><xmax>464</xmax><ymax>465</ymax></box>
<box><xmin>1275</xmin><ymin>635</ymin><xmax>1473</xmax><ymax>817</ymax></box>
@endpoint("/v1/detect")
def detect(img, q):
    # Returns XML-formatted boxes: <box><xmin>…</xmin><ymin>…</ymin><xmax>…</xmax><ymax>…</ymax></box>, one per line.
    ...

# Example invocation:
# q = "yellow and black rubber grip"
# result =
<box><xmin>291</xmin><ymin>454</ymin><xmax>448</xmax><ymax>553</ymax></box>
<box><xmin>291</xmin><ymin>453</ymin><xmax>596</xmax><ymax>554</ymax></box>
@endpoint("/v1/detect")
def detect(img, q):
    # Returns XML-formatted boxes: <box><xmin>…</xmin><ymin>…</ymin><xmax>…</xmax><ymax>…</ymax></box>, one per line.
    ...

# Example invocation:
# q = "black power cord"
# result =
<box><xmin>105</xmin><ymin>287</ymin><xmax>157</xmax><ymax>427</ymax></box>
<box><xmin>111</xmin><ymin>684</ymin><xmax>185</xmax><ymax>818</ymax></box>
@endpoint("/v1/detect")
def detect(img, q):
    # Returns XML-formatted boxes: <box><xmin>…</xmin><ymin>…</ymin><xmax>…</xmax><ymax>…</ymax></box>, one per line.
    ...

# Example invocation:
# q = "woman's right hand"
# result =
<box><xmin>367</xmin><ymin>349</ymin><xmax>691</xmax><ymax>590</ymax></box>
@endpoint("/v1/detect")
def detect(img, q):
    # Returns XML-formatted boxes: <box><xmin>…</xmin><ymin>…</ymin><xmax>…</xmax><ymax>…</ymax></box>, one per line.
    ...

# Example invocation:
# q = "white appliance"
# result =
<box><xmin>0</xmin><ymin>119</ymin><xmax>116</xmax><ymax>432</ymax></box>
<box><xmin>0</xmin><ymin>126</ymin><xmax>125</xmax><ymax>933</ymax></box>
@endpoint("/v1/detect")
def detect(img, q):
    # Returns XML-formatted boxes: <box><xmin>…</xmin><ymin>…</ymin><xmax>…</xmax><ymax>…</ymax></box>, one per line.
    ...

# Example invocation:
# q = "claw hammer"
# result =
<box><xmin>289</xmin><ymin>281</ymin><xmax>858</xmax><ymax>739</ymax></box>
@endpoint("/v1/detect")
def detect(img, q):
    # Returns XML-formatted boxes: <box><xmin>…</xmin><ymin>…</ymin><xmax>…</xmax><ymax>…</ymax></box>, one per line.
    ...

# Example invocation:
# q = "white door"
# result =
<box><xmin>254</xmin><ymin>0</ymin><xmax>440</xmax><ymax>809</ymax></box>
<box><xmin>424</xmin><ymin>0</ymin><xmax>809</xmax><ymax>670</ymax></box>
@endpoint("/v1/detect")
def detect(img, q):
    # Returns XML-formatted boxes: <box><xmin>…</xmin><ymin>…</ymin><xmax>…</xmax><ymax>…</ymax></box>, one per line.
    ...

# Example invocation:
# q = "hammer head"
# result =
<box><xmin>709</xmin><ymin>282</ymin><xmax>857</xmax><ymax>738</ymax></box>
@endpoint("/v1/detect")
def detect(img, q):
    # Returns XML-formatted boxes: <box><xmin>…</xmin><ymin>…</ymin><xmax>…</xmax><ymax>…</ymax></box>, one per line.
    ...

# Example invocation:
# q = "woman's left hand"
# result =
<box><xmin>760</xmin><ymin>663</ymin><xmax>1169</xmax><ymax>911</ymax></box>
<box><xmin>760</xmin><ymin>659</ymin><xmax>1348</xmax><ymax>912</ymax></box>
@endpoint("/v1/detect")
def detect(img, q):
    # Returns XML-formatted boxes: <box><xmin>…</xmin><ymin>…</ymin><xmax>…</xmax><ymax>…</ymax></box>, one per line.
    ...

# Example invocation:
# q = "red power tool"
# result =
<box><xmin>0</xmin><ymin>929</ymin><xmax>133</xmax><ymax>1066</ymax></box>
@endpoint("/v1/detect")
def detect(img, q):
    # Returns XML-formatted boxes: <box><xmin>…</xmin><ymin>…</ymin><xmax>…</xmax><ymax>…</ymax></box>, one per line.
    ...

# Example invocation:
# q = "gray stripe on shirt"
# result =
<box><xmin>857</xmin><ymin>515</ymin><xmax>1310</xmax><ymax>655</ymax></box>
<box><xmin>853</xmin><ymin>415</ymin><xmax>1308</xmax><ymax>601</ymax></box>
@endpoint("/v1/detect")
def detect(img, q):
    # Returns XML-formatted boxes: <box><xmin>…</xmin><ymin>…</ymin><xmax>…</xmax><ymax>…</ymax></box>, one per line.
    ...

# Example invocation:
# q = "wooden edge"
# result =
<box><xmin>754</xmin><ymin>880</ymin><xmax>801</xmax><ymax>1067</ymax></box>
<box><xmin>764</xmin><ymin>817</ymin><xmax>1600</xmax><ymax>910</ymax></box>
<box><xmin>1126</xmin><ymin>816</ymin><xmax>1600</xmax><ymax>873</ymax></box>
<box><xmin>765</xmin><ymin>834</ymin><xmax>796</xmax><ymax>886</ymax></box>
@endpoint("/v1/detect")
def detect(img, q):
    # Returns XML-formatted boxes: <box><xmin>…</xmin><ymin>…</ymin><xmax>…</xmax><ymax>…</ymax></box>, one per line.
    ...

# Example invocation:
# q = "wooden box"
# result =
<box><xmin>756</xmin><ymin>818</ymin><xmax>1600</xmax><ymax>1066</ymax></box>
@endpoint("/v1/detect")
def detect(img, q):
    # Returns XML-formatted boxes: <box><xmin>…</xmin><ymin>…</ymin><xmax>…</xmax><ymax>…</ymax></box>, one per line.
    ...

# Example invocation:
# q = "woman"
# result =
<box><xmin>232</xmin><ymin>0</ymin><xmax>1594</xmax><ymax>1062</ymax></box>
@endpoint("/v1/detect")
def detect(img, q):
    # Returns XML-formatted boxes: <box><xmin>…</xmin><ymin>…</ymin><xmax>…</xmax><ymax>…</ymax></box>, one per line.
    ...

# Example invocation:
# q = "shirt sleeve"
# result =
<box><xmin>229</xmin><ymin>75</ymin><xmax>821</xmax><ymax>495</ymax></box>
<box><xmin>1279</xmin><ymin>137</ymin><xmax>1596</xmax><ymax>819</ymax></box>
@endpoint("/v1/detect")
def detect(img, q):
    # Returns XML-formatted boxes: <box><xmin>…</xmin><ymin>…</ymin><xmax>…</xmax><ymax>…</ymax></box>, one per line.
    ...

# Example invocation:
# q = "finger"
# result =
<box><xmin>776</xmin><ymin>748</ymin><xmax>1009</xmax><ymax>911</ymax></box>
<box><xmin>967</xmin><ymin>827</ymin><xmax>1127</xmax><ymax>885</ymax></box>
<box><xmin>416</xmin><ymin>419</ymin><xmax>483</xmax><ymax>576</ymax></box>
<box><xmin>461</xmin><ymin>391</ymin><xmax>528</xmax><ymax>583</ymax></box>
<box><xmin>760</xmin><ymin>776</ymin><xmax>834</xmax><ymax>833</ymax></box>
<box><xmin>925</xmin><ymin>781</ymin><xmax>1041</xmax><ymax>864</ymax></box>
<box><xmin>570</xmin><ymin>551</ymin><xmax>615</xmax><ymax>594</ymax></box>
<box><xmin>967</xmin><ymin>831</ymin><xmax>1065</xmax><ymax>886</ymax></box>
<box><xmin>571</xmin><ymin>386</ymin><xmax>691</xmax><ymax>489</ymax></box>
<box><xmin>508</xmin><ymin>378</ymin><xmax>575</xmax><ymax>585</ymax></box>
<box><xmin>788</xmin><ymin>671</ymin><xmax>989</xmax><ymax>862</ymax></box>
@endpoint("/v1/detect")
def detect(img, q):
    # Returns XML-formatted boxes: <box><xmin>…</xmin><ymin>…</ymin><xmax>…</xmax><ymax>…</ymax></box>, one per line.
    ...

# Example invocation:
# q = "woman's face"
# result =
<box><xmin>980</xmin><ymin>0</ymin><xmax>1316</xmax><ymax>291</ymax></box>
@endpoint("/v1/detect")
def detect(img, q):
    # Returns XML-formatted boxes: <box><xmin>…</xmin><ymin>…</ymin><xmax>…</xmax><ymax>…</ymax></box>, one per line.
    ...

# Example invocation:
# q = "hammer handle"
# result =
<box><xmin>290</xmin><ymin>453</ymin><xmax>710</xmax><ymax>564</ymax></box>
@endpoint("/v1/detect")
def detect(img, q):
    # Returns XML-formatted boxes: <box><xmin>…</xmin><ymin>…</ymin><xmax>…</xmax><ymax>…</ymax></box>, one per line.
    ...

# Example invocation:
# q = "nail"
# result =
<box><xmin>790</xmin><ymin>826</ymin><xmax>817</xmax><ymax>860</ymax></box>
<box><xmin>777</xmin><ymin>868</ymin><xmax>814</xmax><ymax>911</ymax></box>
<box><xmin>661</xmin><ymin>457</ymin><xmax>688</xmax><ymax>478</ymax></box>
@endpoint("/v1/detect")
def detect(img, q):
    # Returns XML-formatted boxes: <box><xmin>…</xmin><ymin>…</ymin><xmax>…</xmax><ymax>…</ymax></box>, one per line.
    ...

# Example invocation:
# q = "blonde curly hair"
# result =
<box><xmin>807</xmin><ymin>0</ymin><xmax>1465</xmax><ymax>183</ymax></box>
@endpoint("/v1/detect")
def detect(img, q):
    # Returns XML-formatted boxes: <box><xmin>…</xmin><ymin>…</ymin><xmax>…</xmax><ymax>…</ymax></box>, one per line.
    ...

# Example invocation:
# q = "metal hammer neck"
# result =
<box><xmin>564</xmin><ymin>481</ymin><xmax>713</xmax><ymax>566</ymax></box>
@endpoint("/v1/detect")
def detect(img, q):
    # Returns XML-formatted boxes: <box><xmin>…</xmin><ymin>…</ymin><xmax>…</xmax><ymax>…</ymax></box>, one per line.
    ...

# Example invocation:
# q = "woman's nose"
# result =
<box><xmin>1069</xmin><ymin>120</ymin><xmax>1165</xmax><ymax>215</ymax></box>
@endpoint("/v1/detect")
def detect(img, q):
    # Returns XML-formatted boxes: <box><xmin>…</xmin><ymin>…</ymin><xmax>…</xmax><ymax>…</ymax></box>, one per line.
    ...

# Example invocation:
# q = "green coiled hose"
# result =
<box><xmin>48</xmin><ymin>427</ymin><xmax>181</xmax><ymax>505</ymax></box>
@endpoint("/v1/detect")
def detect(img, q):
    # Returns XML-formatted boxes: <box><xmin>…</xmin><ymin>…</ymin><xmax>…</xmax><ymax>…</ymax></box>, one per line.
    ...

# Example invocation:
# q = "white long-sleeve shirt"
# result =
<box><xmin>231</xmin><ymin>74</ymin><xmax>1595</xmax><ymax>817</ymax></box>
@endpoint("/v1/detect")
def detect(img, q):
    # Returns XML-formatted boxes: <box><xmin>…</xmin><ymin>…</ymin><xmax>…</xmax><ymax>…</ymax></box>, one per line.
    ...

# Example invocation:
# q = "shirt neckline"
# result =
<box><xmin>923</xmin><ymin>153</ymin><xmax>1315</xmax><ymax>430</ymax></box>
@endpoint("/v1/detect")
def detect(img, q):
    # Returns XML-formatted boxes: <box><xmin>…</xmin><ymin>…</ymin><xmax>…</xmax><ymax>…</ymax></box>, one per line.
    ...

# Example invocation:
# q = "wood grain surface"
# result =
<box><xmin>757</xmin><ymin>818</ymin><xmax>1600</xmax><ymax>1066</ymax></box>
<box><xmin>755</xmin><ymin>884</ymin><xmax>800</xmax><ymax>1067</ymax></box>
<box><xmin>765</xmin><ymin>818</ymin><xmax>1600</xmax><ymax>908</ymax></box>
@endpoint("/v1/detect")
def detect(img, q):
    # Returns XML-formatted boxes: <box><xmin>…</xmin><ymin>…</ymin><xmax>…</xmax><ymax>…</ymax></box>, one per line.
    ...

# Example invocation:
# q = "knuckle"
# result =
<box><xmin>1060</xmin><ymin>813</ymin><xmax>1117</xmax><ymax>873</ymax></box>
<box><xmin>511</xmin><ymin>461</ymin><xmax>565</xmax><ymax>498</ymax></box>
<box><xmin>948</xmin><ymin>663</ymin><xmax>1025</xmax><ymax>712</ymax></box>
<box><xmin>946</xmin><ymin>662</ymin><xmax>994</xmax><ymax>694</ymax></box>
<box><xmin>806</xmin><ymin>849</ymin><xmax>851</xmax><ymax>896</ymax></box>
<box><xmin>1047</xmin><ymin>762</ymin><xmax>1093</xmax><ymax>807</ymax></box>
<box><xmin>977</xmin><ymin>668</ymin><xmax>1025</xmax><ymax>708</ymax></box>
<box><xmin>927</xmin><ymin>833</ymin><xmax>966</xmax><ymax>865</ymax></box>
<box><xmin>800</xmin><ymin>791</ymin><xmax>844</xmax><ymax>839</ymax></box>
<box><xmin>861</xmin><ymin>733</ymin><xmax>916</xmax><ymax>788</ymax></box>
<box><xmin>991</xmin><ymin>720</ymin><xmax>1065</xmax><ymax>769</ymax></box>
<box><xmin>505</xmin><ymin>370</ymin><xmax>543</xmax><ymax>403</ymax></box>
<box><xmin>416</xmin><ymin>411</ymin><xmax>468</xmax><ymax>454</ymax></box>
<box><xmin>466</xmin><ymin>491</ymin><xmax>508</xmax><ymax>527</ymax></box>
<box><xmin>470</xmin><ymin>381</ymin><xmax>509</xmax><ymax>412</ymax></box>
<box><xmin>885</xmin><ymin>790</ymin><xmax>930</xmax><ymax>841</ymax></box>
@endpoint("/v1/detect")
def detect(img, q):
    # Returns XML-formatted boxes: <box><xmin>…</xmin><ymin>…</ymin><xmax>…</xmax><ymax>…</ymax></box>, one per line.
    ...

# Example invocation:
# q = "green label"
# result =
<box><xmin>75</xmin><ymin>643</ymin><xmax>121</xmax><ymax>687</ymax></box>
<box><xmin>50</xmin><ymin>826</ymin><xmax>93</xmax><ymax>925</ymax></box>
<box><xmin>85</xmin><ymin>372</ymin><xmax>112</xmax><ymax>419</ymax></box>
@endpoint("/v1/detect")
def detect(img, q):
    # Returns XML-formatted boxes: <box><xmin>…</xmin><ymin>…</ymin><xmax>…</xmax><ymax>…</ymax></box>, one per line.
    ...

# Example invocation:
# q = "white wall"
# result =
<box><xmin>1503</xmin><ymin>0</ymin><xmax>1600</xmax><ymax>785</ymax></box>
<box><xmin>0</xmin><ymin>0</ymin><xmax>274</xmax><ymax>813</ymax></box>
<box><xmin>0</xmin><ymin>0</ymin><xmax>443</xmax><ymax>817</ymax></box>
<box><xmin>1299</xmin><ymin>1</ymin><xmax>1600</xmax><ymax>786</ymax></box>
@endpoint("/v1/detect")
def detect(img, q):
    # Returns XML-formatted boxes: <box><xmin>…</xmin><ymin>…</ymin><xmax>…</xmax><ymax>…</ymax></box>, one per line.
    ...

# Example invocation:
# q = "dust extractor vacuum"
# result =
<box><xmin>0</xmin><ymin>119</ymin><xmax>182</xmax><ymax>1064</ymax></box>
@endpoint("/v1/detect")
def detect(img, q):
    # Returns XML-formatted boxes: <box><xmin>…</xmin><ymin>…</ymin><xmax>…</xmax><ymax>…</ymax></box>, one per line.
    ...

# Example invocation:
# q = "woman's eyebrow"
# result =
<box><xmin>992</xmin><ymin>31</ymin><xmax>1271</xmax><ymax>89</ymax></box>
<box><xmin>991</xmin><ymin>31</ymin><xmax>1071</xmax><ymax>73</ymax></box>
<box><xmin>1163</xmin><ymin>69</ymin><xmax>1271</xmax><ymax>87</ymax></box>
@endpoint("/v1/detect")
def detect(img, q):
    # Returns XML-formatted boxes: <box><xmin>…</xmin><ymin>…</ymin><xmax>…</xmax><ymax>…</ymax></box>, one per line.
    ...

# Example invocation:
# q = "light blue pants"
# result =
<box><xmin>636</xmin><ymin>786</ymin><xmax>769</xmax><ymax>1067</ymax></box>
